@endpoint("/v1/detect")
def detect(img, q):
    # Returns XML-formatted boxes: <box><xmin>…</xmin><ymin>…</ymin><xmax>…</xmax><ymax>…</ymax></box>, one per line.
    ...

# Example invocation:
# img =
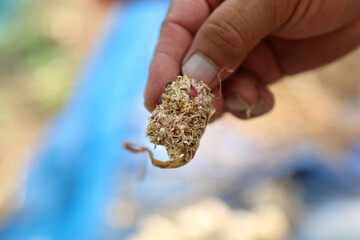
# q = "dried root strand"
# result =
<box><xmin>123</xmin><ymin>142</ymin><xmax>189</xmax><ymax>169</ymax></box>
<box><xmin>217</xmin><ymin>67</ymin><xmax>234</xmax><ymax>98</ymax></box>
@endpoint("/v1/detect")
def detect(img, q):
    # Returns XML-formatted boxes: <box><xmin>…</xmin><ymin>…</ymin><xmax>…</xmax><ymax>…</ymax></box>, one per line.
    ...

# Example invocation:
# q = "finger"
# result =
<box><xmin>269</xmin><ymin>16</ymin><xmax>360</xmax><ymax>75</ymax></box>
<box><xmin>222</xmin><ymin>71</ymin><xmax>274</xmax><ymax>119</ymax></box>
<box><xmin>241</xmin><ymin>40</ymin><xmax>284</xmax><ymax>84</ymax></box>
<box><xmin>182</xmin><ymin>0</ymin><xmax>298</xmax><ymax>88</ymax></box>
<box><xmin>144</xmin><ymin>0</ymin><xmax>222</xmax><ymax>111</ymax></box>
<box><xmin>274</xmin><ymin>0</ymin><xmax>360</xmax><ymax>39</ymax></box>
<box><xmin>235</xmin><ymin>16</ymin><xmax>360</xmax><ymax>85</ymax></box>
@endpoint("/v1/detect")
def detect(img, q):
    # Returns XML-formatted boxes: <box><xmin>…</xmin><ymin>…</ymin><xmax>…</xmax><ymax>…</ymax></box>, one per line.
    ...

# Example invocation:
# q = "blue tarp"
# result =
<box><xmin>0</xmin><ymin>1</ymin><xmax>171</xmax><ymax>239</ymax></box>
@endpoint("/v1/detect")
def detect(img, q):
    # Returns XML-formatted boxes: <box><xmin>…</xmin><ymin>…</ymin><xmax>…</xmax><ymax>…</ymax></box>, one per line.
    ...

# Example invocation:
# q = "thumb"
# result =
<box><xmin>182</xmin><ymin>0</ymin><xmax>298</xmax><ymax>87</ymax></box>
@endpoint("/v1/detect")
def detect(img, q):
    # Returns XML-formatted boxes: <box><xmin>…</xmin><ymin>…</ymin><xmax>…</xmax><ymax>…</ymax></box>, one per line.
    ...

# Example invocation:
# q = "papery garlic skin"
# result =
<box><xmin>146</xmin><ymin>75</ymin><xmax>214</xmax><ymax>168</ymax></box>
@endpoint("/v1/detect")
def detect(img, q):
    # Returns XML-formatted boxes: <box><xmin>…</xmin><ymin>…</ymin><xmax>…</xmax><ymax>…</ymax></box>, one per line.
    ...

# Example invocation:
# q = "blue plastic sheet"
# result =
<box><xmin>0</xmin><ymin>1</ymin><xmax>171</xmax><ymax>239</ymax></box>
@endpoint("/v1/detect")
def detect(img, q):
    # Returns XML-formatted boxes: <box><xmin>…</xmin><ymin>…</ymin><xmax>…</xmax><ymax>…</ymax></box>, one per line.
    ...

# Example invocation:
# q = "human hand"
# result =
<box><xmin>144</xmin><ymin>0</ymin><xmax>360</xmax><ymax>119</ymax></box>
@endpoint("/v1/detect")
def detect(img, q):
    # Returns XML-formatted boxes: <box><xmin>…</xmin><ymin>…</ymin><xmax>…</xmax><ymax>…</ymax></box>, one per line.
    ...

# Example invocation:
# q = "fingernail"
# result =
<box><xmin>224</xmin><ymin>93</ymin><xmax>249</xmax><ymax>112</ymax></box>
<box><xmin>182</xmin><ymin>53</ymin><xmax>219</xmax><ymax>85</ymax></box>
<box><xmin>225</xmin><ymin>94</ymin><xmax>271</xmax><ymax>119</ymax></box>
<box><xmin>251</xmin><ymin>98</ymin><xmax>271</xmax><ymax>117</ymax></box>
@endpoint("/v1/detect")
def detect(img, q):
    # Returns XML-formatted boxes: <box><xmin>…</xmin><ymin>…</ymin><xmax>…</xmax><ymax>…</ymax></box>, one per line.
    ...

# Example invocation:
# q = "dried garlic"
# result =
<box><xmin>125</xmin><ymin>75</ymin><xmax>214</xmax><ymax>169</ymax></box>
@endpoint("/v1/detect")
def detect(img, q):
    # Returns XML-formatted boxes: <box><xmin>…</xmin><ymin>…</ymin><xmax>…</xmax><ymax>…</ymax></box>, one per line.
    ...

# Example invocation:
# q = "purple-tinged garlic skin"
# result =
<box><xmin>146</xmin><ymin>75</ymin><xmax>214</xmax><ymax>168</ymax></box>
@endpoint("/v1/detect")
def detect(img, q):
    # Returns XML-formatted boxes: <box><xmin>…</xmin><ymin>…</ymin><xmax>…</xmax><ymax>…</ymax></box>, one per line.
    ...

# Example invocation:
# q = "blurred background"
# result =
<box><xmin>0</xmin><ymin>0</ymin><xmax>360</xmax><ymax>239</ymax></box>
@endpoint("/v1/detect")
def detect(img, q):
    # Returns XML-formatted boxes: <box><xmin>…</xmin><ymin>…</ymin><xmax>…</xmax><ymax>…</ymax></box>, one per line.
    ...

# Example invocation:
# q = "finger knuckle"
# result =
<box><xmin>160</xmin><ymin>19</ymin><xmax>176</xmax><ymax>34</ymax></box>
<box><xmin>203</xmin><ymin>18</ymin><xmax>248</xmax><ymax>58</ymax></box>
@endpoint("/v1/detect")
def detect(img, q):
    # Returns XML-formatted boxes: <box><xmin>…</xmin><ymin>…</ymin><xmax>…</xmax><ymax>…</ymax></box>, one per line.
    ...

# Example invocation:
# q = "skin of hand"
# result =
<box><xmin>144</xmin><ymin>0</ymin><xmax>360</xmax><ymax>119</ymax></box>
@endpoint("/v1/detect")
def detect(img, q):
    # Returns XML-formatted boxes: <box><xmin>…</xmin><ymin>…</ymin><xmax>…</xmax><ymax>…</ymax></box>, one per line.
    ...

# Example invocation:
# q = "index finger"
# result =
<box><xmin>144</xmin><ymin>0</ymin><xmax>222</xmax><ymax>111</ymax></box>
